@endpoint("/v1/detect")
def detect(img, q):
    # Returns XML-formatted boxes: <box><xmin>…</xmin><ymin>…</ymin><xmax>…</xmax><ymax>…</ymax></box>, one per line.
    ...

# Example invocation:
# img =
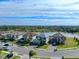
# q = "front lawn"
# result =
<box><xmin>34</xmin><ymin>58</ymin><xmax>50</xmax><ymax>59</ymax></box>
<box><xmin>10</xmin><ymin>56</ymin><xmax>20</xmax><ymax>59</ymax></box>
<box><xmin>37</xmin><ymin>45</ymin><xmax>49</xmax><ymax>49</ymax></box>
<box><xmin>33</xmin><ymin>56</ymin><xmax>50</xmax><ymax>59</ymax></box>
<box><xmin>0</xmin><ymin>50</ymin><xmax>7</xmax><ymax>58</ymax></box>
<box><xmin>0</xmin><ymin>50</ymin><xmax>20</xmax><ymax>59</ymax></box>
<box><xmin>65</xmin><ymin>58</ymin><xmax>79</xmax><ymax>59</ymax></box>
<box><xmin>57</xmin><ymin>37</ymin><xmax>78</xmax><ymax>49</ymax></box>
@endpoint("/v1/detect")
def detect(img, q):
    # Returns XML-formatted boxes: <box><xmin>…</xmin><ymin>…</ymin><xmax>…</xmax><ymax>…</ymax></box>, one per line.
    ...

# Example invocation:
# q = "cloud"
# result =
<box><xmin>0</xmin><ymin>19</ymin><xmax>79</xmax><ymax>26</ymax></box>
<box><xmin>0</xmin><ymin>0</ymin><xmax>79</xmax><ymax>25</ymax></box>
<box><xmin>0</xmin><ymin>0</ymin><xmax>9</xmax><ymax>1</ymax></box>
<box><xmin>0</xmin><ymin>16</ymin><xmax>77</xmax><ymax>19</ymax></box>
<box><xmin>64</xmin><ymin>1</ymin><xmax>79</xmax><ymax>6</ymax></box>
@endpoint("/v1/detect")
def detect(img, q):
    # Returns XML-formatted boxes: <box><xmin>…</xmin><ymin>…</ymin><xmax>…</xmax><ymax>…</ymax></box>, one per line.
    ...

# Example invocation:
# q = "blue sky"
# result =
<box><xmin>0</xmin><ymin>0</ymin><xmax>79</xmax><ymax>26</ymax></box>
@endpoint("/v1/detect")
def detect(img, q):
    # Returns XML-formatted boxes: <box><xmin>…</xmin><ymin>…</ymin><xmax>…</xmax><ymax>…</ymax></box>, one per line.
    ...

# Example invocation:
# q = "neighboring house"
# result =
<box><xmin>6</xmin><ymin>33</ymin><xmax>16</xmax><ymax>41</ymax></box>
<box><xmin>8</xmin><ymin>33</ymin><xmax>15</xmax><ymax>39</ymax></box>
<box><xmin>17</xmin><ymin>35</ymin><xmax>24</xmax><ymax>39</ymax></box>
<box><xmin>31</xmin><ymin>33</ymin><xmax>46</xmax><ymax>45</ymax></box>
<box><xmin>48</xmin><ymin>33</ymin><xmax>65</xmax><ymax>46</ymax></box>
<box><xmin>15</xmin><ymin>31</ymin><xmax>25</xmax><ymax>40</ymax></box>
<box><xmin>16</xmin><ymin>33</ymin><xmax>31</xmax><ymax>45</ymax></box>
<box><xmin>30</xmin><ymin>38</ymin><xmax>40</xmax><ymax>45</ymax></box>
<box><xmin>17</xmin><ymin>37</ymin><xmax>26</xmax><ymax>42</ymax></box>
<box><xmin>36</xmin><ymin>33</ymin><xmax>46</xmax><ymax>39</ymax></box>
<box><xmin>17</xmin><ymin>32</ymin><xmax>33</xmax><ymax>40</ymax></box>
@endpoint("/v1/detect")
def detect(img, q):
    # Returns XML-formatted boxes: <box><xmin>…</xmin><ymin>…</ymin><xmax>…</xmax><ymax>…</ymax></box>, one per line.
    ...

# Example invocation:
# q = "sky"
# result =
<box><xmin>0</xmin><ymin>0</ymin><xmax>79</xmax><ymax>26</ymax></box>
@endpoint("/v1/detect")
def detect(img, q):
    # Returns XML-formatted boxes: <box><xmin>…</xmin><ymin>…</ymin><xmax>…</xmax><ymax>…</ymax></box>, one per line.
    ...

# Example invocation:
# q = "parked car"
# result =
<box><xmin>2</xmin><ymin>43</ymin><xmax>9</xmax><ymax>50</ymax></box>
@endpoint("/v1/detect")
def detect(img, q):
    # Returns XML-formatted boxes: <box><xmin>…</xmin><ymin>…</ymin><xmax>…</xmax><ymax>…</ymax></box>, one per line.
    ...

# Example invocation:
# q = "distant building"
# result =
<box><xmin>48</xmin><ymin>33</ymin><xmax>65</xmax><ymax>46</ymax></box>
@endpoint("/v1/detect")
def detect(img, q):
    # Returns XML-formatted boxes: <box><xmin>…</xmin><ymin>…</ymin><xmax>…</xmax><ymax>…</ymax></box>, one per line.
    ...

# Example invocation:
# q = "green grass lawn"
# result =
<box><xmin>34</xmin><ymin>58</ymin><xmax>50</xmax><ymax>59</ymax></box>
<box><xmin>57</xmin><ymin>37</ymin><xmax>78</xmax><ymax>49</ymax></box>
<box><xmin>0</xmin><ymin>50</ymin><xmax>7</xmax><ymax>57</ymax></box>
<box><xmin>37</xmin><ymin>45</ymin><xmax>49</xmax><ymax>49</ymax></box>
<box><xmin>0</xmin><ymin>50</ymin><xmax>20</xmax><ymax>59</ymax></box>
<box><xmin>65</xmin><ymin>58</ymin><xmax>79</xmax><ymax>59</ymax></box>
<box><xmin>75</xmin><ymin>32</ymin><xmax>79</xmax><ymax>34</ymax></box>
<box><xmin>34</xmin><ymin>57</ymin><xmax>50</xmax><ymax>59</ymax></box>
<box><xmin>10</xmin><ymin>56</ymin><xmax>20</xmax><ymax>59</ymax></box>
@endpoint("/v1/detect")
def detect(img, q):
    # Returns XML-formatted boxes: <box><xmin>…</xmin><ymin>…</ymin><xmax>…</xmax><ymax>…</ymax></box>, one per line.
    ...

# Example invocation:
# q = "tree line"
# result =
<box><xmin>0</xmin><ymin>25</ymin><xmax>79</xmax><ymax>33</ymax></box>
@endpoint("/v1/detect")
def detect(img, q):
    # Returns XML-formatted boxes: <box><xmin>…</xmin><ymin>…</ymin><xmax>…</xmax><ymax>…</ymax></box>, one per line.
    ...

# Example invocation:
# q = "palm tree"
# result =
<box><xmin>29</xmin><ymin>50</ymin><xmax>36</xmax><ymax>59</ymax></box>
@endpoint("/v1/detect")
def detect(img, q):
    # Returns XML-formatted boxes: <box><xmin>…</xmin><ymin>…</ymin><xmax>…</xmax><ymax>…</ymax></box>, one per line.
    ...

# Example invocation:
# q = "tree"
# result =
<box><xmin>74</xmin><ymin>37</ymin><xmax>79</xmax><ymax>45</ymax></box>
<box><xmin>0</xmin><ymin>35</ymin><xmax>5</xmax><ymax>42</ymax></box>
<box><xmin>23</xmin><ymin>34</ymin><xmax>31</xmax><ymax>44</ymax></box>
<box><xmin>22</xmin><ymin>32</ymin><xmax>33</xmax><ymax>45</ymax></box>
<box><xmin>29</xmin><ymin>50</ymin><xmax>36</xmax><ymax>59</ymax></box>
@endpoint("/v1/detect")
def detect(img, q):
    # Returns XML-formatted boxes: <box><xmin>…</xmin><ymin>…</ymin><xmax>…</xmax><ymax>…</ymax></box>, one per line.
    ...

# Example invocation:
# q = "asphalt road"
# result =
<box><xmin>9</xmin><ymin>45</ymin><xmax>79</xmax><ymax>58</ymax></box>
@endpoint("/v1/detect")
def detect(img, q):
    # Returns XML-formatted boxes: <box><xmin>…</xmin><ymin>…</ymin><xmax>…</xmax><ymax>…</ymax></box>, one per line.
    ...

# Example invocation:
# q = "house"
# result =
<box><xmin>30</xmin><ymin>39</ymin><xmax>40</xmax><ymax>45</ymax></box>
<box><xmin>6</xmin><ymin>33</ymin><xmax>16</xmax><ymax>41</ymax></box>
<box><xmin>48</xmin><ymin>32</ymin><xmax>65</xmax><ymax>46</ymax></box>
<box><xmin>16</xmin><ymin>32</ymin><xmax>32</xmax><ymax>45</ymax></box>
<box><xmin>36</xmin><ymin>33</ymin><xmax>46</xmax><ymax>39</ymax></box>
<box><xmin>15</xmin><ymin>31</ymin><xmax>25</xmax><ymax>39</ymax></box>
<box><xmin>16</xmin><ymin>37</ymin><xmax>27</xmax><ymax>46</ymax></box>
<box><xmin>17</xmin><ymin>35</ymin><xmax>24</xmax><ymax>39</ymax></box>
<box><xmin>30</xmin><ymin>33</ymin><xmax>46</xmax><ymax>45</ymax></box>
<box><xmin>7</xmin><ymin>33</ymin><xmax>15</xmax><ymax>39</ymax></box>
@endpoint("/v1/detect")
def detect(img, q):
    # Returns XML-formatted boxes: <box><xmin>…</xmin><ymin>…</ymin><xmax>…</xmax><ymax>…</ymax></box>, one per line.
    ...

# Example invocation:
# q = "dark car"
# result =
<box><xmin>4</xmin><ymin>44</ymin><xmax>9</xmax><ymax>46</ymax></box>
